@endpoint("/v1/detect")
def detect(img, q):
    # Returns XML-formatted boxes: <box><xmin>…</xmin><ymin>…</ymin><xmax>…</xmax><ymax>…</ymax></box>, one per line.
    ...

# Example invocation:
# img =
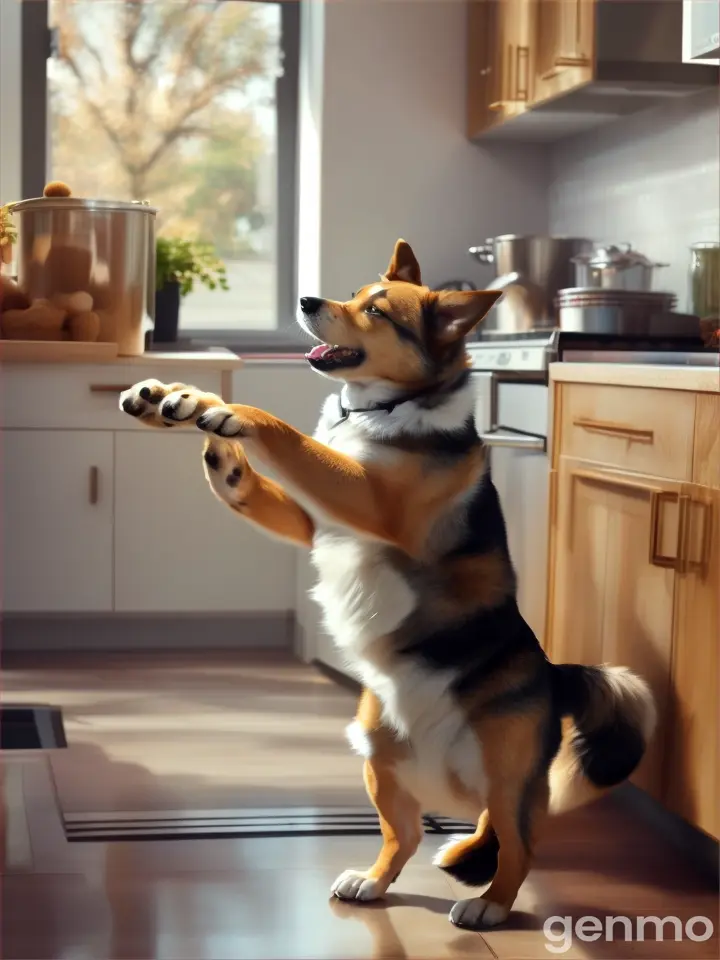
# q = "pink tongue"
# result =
<box><xmin>306</xmin><ymin>343</ymin><xmax>333</xmax><ymax>360</ymax></box>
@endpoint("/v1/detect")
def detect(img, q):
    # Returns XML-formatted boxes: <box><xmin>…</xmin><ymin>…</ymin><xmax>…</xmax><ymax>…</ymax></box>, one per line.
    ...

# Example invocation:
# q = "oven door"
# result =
<box><xmin>474</xmin><ymin>378</ymin><xmax>550</xmax><ymax>645</ymax></box>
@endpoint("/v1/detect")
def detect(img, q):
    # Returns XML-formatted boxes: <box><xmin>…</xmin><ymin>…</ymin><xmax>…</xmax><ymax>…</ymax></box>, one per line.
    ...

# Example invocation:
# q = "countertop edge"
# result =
<box><xmin>550</xmin><ymin>362</ymin><xmax>720</xmax><ymax>393</ymax></box>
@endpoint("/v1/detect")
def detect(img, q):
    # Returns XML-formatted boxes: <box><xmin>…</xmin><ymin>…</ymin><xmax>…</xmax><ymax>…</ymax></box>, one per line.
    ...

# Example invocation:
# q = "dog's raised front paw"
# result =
<box><xmin>119</xmin><ymin>379</ymin><xmax>169</xmax><ymax>419</ymax></box>
<box><xmin>331</xmin><ymin>870</ymin><xmax>386</xmax><ymax>902</ymax></box>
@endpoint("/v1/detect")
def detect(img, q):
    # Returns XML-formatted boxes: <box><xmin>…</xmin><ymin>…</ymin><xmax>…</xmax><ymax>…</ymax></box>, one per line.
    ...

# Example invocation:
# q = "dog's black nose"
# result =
<box><xmin>300</xmin><ymin>296</ymin><xmax>323</xmax><ymax>314</ymax></box>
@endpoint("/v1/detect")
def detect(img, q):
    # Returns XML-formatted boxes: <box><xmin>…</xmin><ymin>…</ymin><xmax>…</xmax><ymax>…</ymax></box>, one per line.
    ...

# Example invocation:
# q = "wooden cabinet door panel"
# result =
<box><xmin>665</xmin><ymin>485</ymin><xmax>719</xmax><ymax>838</ymax></box>
<box><xmin>532</xmin><ymin>0</ymin><xmax>594</xmax><ymax>106</ymax></box>
<box><xmin>547</xmin><ymin>457</ymin><xmax>680</xmax><ymax>799</ymax></box>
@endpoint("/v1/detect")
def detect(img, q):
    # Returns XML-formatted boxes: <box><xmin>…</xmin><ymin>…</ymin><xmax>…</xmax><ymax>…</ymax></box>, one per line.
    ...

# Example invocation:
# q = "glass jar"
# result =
<box><xmin>689</xmin><ymin>241</ymin><xmax>720</xmax><ymax>319</ymax></box>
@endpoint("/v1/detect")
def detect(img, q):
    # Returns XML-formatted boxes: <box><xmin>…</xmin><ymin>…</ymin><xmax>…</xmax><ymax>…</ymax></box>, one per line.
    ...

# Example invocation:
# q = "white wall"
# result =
<box><xmin>549</xmin><ymin>88</ymin><xmax>720</xmax><ymax>311</ymax></box>
<box><xmin>0</xmin><ymin>0</ymin><xmax>22</xmax><ymax>203</ymax></box>
<box><xmin>298</xmin><ymin>0</ymin><xmax>551</xmax><ymax>300</ymax></box>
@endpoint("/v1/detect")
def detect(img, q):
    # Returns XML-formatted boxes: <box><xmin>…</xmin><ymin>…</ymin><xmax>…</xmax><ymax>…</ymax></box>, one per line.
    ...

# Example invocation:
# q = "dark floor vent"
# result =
<box><xmin>64</xmin><ymin>807</ymin><xmax>475</xmax><ymax>842</ymax></box>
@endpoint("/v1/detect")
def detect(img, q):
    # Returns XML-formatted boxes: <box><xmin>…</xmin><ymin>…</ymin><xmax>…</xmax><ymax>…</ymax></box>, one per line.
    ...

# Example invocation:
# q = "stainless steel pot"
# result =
<box><xmin>469</xmin><ymin>235</ymin><xmax>594</xmax><ymax>332</ymax></box>
<box><xmin>555</xmin><ymin>287</ymin><xmax>696</xmax><ymax>336</ymax></box>
<box><xmin>571</xmin><ymin>244</ymin><xmax>668</xmax><ymax>291</ymax></box>
<box><xmin>10</xmin><ymin>197</ymin><xmax>157</xmax><ymax>356</ymax></box>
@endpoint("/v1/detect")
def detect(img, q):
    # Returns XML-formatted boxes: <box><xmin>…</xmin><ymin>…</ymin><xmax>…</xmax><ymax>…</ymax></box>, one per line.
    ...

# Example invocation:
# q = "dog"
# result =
<box><xmin>119</xmin><ymin>239</ymin><xmax>656</xmax><ymax>930</ymax></box>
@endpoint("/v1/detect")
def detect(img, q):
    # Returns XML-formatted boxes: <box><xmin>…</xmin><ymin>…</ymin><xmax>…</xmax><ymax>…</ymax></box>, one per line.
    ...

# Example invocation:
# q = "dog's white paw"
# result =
<box><xmin>449</xmin><ymin>897</ymin><xmax>509</xmax><ymax>929</ymax></box>
<box><xmin>196</xmin><ymin>407</ymin><xmax>245</xmax><ymax>437</ymax></box>
<box><xmin>160</xmin><ymin>389</ymin><xmax>201</xmax><ymax>422</ymax></box>
<box><xmin>119</xmin><ymin>379</ymin><xmax>168</xmax><ymax>418</ymax></box>
<box><xmin>331</xmin><ymin>870</ymin><xmax>385</xmax><ymax>902</ymax></box>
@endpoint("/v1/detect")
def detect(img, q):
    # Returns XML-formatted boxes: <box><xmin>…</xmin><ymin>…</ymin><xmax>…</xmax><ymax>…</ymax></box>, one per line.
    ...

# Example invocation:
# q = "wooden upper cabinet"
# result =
<box><xmin>467</xmin><ymin>0</ymin><xmax>717</xmax><ymax>140</ymax></box>
<box><xmin>532</xmin><ymin>0</ymin><xmax>595</xmax><ymax>106</ymax></box>
<box><xmin>467</xmin><ymin>0</ymin><xmax>534</xmax><ymax>138</ymax></box>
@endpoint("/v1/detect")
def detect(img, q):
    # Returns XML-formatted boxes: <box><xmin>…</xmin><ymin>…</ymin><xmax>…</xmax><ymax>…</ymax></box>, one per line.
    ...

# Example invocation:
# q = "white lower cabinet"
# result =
<box><xmin>113</xmin><ymin>431</ymin><xmax>297</xmax><ymax>613</ymax></box>
<box><xmin>1</xmin><ymin>430</ymin><xmax>114</xmax><ymax>612</ymax></box>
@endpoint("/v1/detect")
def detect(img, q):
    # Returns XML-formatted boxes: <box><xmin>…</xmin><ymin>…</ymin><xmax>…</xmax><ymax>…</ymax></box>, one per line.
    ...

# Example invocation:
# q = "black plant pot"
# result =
<box><xmin>154</xmin><ymin>280</ymin><xmax>181</xmax><ymax>343</ymax></box>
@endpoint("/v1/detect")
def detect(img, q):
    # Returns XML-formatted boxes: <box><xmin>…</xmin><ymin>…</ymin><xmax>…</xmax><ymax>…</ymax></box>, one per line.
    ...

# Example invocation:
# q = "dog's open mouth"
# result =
<box><xmin>305</xmin><ymin>343</ymin><xmax>365</xmax><ymax>371</ymax></box>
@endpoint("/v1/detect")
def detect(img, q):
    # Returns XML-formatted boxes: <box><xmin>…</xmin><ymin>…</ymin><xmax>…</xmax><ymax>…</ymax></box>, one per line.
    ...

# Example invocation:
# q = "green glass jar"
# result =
<box><xmin>689</xmin><ymin>241</ymin><xmax>720</xmax><ymax>320</ymax></box>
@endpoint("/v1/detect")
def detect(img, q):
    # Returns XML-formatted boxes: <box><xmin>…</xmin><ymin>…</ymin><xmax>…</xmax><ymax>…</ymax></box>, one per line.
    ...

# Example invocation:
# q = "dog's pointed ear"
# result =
<box><xmin>382</xmin><ymin>239</ymin><xmax>422</xmax><ymax>285</ymax></box>
<box><xmin>433</xmin><ymin>289</ymin><xmax>502</xmax><ymax>342</ymax></box>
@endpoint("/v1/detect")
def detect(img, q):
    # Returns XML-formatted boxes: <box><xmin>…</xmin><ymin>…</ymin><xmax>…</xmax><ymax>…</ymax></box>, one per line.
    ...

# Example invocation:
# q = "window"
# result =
<box><xmin>22</xmin><ymin>0</ymin><xmax>300</xmax><ymax>347</ymax></box>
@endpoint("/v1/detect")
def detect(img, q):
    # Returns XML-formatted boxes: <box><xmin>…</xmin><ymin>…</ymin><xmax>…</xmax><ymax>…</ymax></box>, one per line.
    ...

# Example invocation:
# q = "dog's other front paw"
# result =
<box><xmin>449</xmin><ymin>897</ymin><xmax>509</xmax><ymax>929</ymax></box>
<box><xmin>202</xmin><ymin>438</ymin><xmax>251</xmax><ymax>504</ymax></box>
<box><xmin>330</xmin><ymin>870</ymin><xmax>387</xmax><ymax>902</ymax></box>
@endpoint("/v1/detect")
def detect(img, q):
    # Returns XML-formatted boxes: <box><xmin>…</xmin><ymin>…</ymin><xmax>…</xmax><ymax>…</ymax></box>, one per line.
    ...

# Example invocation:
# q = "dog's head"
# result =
<box><xmin>298</xmin><ymin>239</ymin><xmax>501</xmax><ymax>385</ymax></box>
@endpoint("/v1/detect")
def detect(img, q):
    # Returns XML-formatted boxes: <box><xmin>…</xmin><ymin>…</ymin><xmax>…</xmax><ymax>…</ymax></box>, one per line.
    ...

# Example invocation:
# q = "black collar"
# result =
<box><xmin>334</xmin><ymin>372</ymin><xmax>468</xmax><ymax>427</ymax></box>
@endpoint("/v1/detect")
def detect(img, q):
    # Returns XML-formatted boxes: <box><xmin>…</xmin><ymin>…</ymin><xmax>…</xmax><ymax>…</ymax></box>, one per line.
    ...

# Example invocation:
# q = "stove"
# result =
<box><xmin>467</xmin><ymin>329</ymin><xmax>717</xmax><ymax>378</ymax></box>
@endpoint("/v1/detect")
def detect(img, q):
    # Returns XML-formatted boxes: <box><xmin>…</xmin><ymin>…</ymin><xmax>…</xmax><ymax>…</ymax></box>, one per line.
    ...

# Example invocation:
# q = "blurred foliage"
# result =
<box><xmin>49</xmin><ymin>0</ymin><xmax>278</xmax><ymax>260</ymax></box>
<box><xmin>156</xmin><ymin>237</ymin><xmax>229</xmax><ymax>298</ymax></box>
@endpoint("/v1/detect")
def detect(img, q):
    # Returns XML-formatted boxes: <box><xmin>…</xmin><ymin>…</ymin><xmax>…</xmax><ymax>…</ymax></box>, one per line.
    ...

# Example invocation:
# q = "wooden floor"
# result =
<box><xmin>1</xmin><ymin>651</ymin><xmax>718</xmax><ymax>959</ymax></box>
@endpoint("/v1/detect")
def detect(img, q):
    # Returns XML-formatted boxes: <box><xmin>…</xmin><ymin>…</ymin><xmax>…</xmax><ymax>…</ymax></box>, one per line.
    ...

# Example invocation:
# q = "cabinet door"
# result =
<box><xmin>1</xmin><ymin>430</ymin><xmax>114</xmax><ymax>612</ymax></box>
<box><xmin>114</xmin><ymin>432</ymin><xmax>297</xmax><ymax>613</ymax></box>
<box><xmin>547</xmin><ymin>456</ymin><xmax>682</xmax><ymax>798</ymax></box>
<box><xmin>467</xmin><ymin>0</ymin><xmax>532</xmax><ymax>136</ymax></box>
<box><xmin>532</xmin><ymin>0</ymin><xmax>594</xmax><ymax>106</ymax></box>
<box><xmin>665</xmin><ymin>485</ymin><xmax>719</xmax><ymax>838</ymax></box>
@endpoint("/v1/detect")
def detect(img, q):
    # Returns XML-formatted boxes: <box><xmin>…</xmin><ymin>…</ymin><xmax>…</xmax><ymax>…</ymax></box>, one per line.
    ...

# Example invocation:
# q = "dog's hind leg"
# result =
<box><xmin>448</xmin><ymin>711</ymin><xmax>551</xmax><ymax>929</ymax></box>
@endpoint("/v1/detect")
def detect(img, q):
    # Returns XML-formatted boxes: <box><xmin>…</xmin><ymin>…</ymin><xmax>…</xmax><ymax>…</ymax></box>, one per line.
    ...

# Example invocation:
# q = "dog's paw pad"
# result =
<box><xmin>197</xmin><ymin>407</ymin><xmax>244</xmax><ymax>437</ymax></box>
<box><xmin>119</xmin><ymin>379</ymin><xmax>168</xmax><ymax>418</ymax></box>
<box><xmin>160</xmin><ymin>390</ymin><xmax>201</xmax><ymax>422</ymax></box>
<box><xmin>330</xmin><ymin>870</ymin><xmax>384</xmax><ymax>902</ymax></box>
<box><xmin>449</xmin><ymin>897</ymin><xmax>509</xmax><ymax>929</ymax></box>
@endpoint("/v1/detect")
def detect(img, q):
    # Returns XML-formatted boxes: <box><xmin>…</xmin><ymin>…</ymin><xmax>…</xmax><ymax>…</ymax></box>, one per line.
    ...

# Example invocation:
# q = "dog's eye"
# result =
<box><xmin>350</xmin><ymin>292</ymin><xmax>356</xmax><ymax>298</ymax></box>
<box><xmin>365</xmin><ymin>304</ymin><xmax>383</xmax><ymax>317</ymax></box>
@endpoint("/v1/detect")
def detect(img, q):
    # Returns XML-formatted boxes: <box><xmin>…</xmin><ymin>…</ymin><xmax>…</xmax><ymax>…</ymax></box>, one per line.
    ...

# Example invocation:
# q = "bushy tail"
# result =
<box><xmin>435</xmin><ymin>663</ymin><xmax>655</xmax><ymax>886</ymax></box>
<box><xmin>548</xmin><ymin>663</ymin><xmax>656</xmax><ymax>814</ymax></box>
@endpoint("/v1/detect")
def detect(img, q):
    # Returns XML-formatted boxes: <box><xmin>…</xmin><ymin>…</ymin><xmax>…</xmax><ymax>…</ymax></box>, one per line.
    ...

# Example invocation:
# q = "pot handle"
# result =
<box><xmin>468</xmin><ymin>239</ymin><xmax>494</xmax><ymax>264</ymax></box>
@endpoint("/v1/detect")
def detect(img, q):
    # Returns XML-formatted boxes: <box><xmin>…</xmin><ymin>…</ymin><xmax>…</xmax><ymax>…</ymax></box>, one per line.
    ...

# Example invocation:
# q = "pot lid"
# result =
<box><xmin>10</xmin><ymin>197</ymin><xmax>158</xmax><ymax>215</ymax></box>
<box><xmin>572</xmin><ymin>243</ymin><xmax>657</xmax><ymax>270</ymax></box>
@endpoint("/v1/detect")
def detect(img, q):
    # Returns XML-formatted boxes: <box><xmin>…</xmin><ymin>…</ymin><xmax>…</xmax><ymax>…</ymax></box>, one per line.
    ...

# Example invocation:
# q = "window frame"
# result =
<box><xmin>22</xmin><ymin>0</ymin><xmax>303</xmax><ymax>352</ymax></box>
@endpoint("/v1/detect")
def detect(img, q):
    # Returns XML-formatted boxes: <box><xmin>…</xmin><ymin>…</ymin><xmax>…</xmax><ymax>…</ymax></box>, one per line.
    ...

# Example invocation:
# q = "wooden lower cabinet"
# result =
<box><xmin>547</xmin><ymin>456</ymin><xmax>680</xmax><ymax>800</ymax></box>
<box><xmin>664</xmin><ymin>485</ymin><xmax>719</xmax><ymax>839</ymax></box>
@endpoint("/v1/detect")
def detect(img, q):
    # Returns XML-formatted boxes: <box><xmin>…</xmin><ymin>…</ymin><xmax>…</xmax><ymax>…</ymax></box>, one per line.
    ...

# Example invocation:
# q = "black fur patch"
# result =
<box><xmin>438</xmin><ymin>830</ymin><xmax>500</xmax><ymax>887</ymax></box>
<box><xmin>553</xmin><ymin>664</ymin><xmax>647</xmax><ymax>788</ymax></box>
<box><xmin>572</xmin><ymin>722</ymin><xmax>645</xmax><ymax>788</ymax></box>
<box><xmin>377</xmin><ymin>416</ymin><xmax>481</xmax><ymax>459</ymax></box>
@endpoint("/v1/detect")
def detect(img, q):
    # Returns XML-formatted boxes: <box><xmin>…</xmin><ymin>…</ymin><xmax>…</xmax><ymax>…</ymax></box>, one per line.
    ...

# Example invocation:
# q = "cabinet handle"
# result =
<box><xmin>89</xmin><ymin>466</ymin><xmax>99</xmax><ymax>505</ymax></box>
<box><xmin>515</xmin><ymin>45</ymin><xmax>529</xmax><ymax>101</ymax></box>
<box><xmin>573</xmin><ymin>417</ymin><xmax>654</xmax><ymax>444</ymax></box>
<box><xmin>679</xmin><ymin>497</ymin><xmax>713</xmax><ymax>577</ymax></box>
<box><xmin>89</xmin><ymin>384</ymin><xmax>132</xmax><ymax>393</ymax></box>
<box><xmin>540</xmin><ymin>55</ymin><xmax>591</xmax><ymax>81</ymax></box>
<box><xmin>571</xmin><ymin>468</ymin><xmax>680</xmax><ymax>569</ymax></box>
<box><xmin>649</xmin><ymin>491</ymin><xmax>682</xmax><ymax>570</ymax></box>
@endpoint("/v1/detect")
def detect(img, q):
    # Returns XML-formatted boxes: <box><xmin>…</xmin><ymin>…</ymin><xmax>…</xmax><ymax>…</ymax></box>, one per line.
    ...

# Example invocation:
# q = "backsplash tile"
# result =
<box><xmin>550</xmin><ymin>89</ymin><xmax>719</xmax><ymax>312</ymax></box>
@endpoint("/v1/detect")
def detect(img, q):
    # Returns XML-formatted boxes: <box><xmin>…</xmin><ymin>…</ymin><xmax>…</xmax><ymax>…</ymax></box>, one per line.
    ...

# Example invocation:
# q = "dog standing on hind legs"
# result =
<box><xmin>119</xmin><ymin>239</ymin><xmax>656</xmax><ymax>929</ymax></box>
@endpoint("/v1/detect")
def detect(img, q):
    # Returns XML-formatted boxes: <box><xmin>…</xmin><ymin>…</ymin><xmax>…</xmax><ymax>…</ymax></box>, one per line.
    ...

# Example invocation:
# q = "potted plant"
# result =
<box><xmin>0</xmin><ymin>204</ymin><xmax>17</xmax><ymax>268</ymax></box>
<box><xmin>154</xmin><ymin>237</ymin><xmax>229</xmax><ymax>343</ymax></box>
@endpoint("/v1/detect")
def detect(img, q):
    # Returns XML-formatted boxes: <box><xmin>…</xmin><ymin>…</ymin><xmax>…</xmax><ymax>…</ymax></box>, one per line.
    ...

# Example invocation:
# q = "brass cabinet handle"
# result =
<box><xmin>89</xmin><ymin>384</ymin><xmax>132</xmax><ymax>393</ymax></box>
<box><xmin>679</xmin><ymin>496</ymin><xmax>713</xmax><ymax>577</ymax></box>
<box><xmin>89</xmin><ymin>466</ymin><xmax>99</xmax><ymax>505</ymax></box>
<box><xmin>571</xmin><ymin>468</ymin><xmax>680</xmax><ymax>570</ymax></box>
<box><xmin>573</xmin><ymin>417</ymin><xmax>654</xmax><ymax>444</ymax></box>
<box><xmin>649</xmin><ymin>491</ymin><xmax>682</xmax><ymax>570</ymax></box>
<box><xmin>515</xmin><ymin>45</ymin><xmax>529</xmax><ymax>101</ymax></box>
